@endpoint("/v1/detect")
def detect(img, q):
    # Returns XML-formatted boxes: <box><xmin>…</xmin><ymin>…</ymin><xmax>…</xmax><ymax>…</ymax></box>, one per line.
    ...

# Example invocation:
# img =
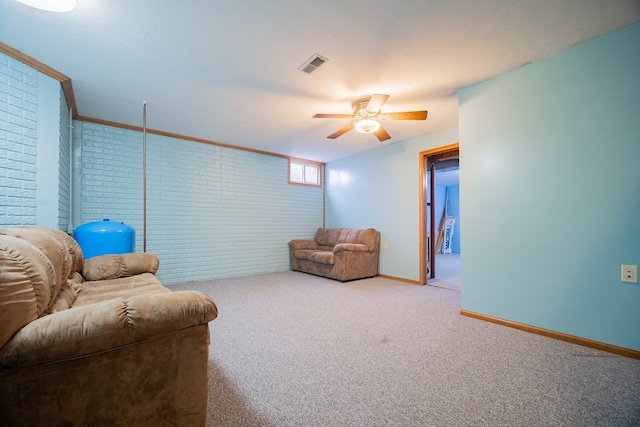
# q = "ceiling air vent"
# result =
<box><xmin>298</xmin><ymin>53</ymin><xmax>328</xmax><ymax>74</ymax></box>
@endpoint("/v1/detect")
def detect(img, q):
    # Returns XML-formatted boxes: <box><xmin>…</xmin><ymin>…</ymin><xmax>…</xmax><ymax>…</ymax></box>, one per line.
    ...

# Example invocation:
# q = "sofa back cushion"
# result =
<box><xmin>338</xmin><ymin>228</ymin><xmax>379</xmax><ymax>251</ymax></box>
<box><xmin>0</xmin><ymin>234</ymin><xmax>56</xmax><ymax>348</ymax></box>
<box><xmin>0</xmin><ymin>227</ymin><xmax>86</xmax><ymax>347</ymax></box>
<box><xmin>314</xmin><ymin>228</ymin><xmax>342</xmax><ymax>250</ymax></box>
<box><xmin>1</xmin><ymin>227</ymin><xmax>83</xmax><ymax>306</ymax></box>
<box><xmin>4</xmin><ymin>228</ymin><xmax>64</xmax><ymax>289</ymax></box>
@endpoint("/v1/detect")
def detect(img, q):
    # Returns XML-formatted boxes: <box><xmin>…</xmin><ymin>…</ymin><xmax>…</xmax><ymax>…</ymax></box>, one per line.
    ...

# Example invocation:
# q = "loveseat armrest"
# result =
<box><xmin>82</xmin><ymin>253</ymin><xmax>160</xmax><ymax>281</ymax></box>
<box><xmin>333</xmin><ymin>243</ymin><xmax>371</xmax><ymax>253</ymax></box>
<box><xmin>289</xmin><ymin>239</ymin><xmax>319</xmax><ymax>250</ymax></box>
<box><xmin>0</xmin><ymin>291</ymin><xmax>217</xmax><ymax>368</ymax></box>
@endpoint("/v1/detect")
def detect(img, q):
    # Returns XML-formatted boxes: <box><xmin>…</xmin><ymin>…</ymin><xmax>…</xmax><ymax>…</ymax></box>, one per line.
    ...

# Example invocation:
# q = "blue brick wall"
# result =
<box><xmin>0</xmin><ymin>54</ymin><xmax>38</xmax><ymax>227</ymax></box>
<box><xmin>77</xmin><ymin>122</ymin><xmax>324</xmax><ymax>284</ymax></box>
<box><xmin>78</xmin><ymin>124</ymin><xmax>144</xmax><ymax>226</ymax></box>
<box><xmin>58</xmin><ymin>92</ymin><xmax>71</xmax><ymax>231</ymax></box>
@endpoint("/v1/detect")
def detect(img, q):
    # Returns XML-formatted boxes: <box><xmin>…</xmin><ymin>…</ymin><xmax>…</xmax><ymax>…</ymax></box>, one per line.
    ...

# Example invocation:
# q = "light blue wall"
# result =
<box><xmin>459</xmin><ymin>23</ymin><xmax>640</xmax><ymax>350</ymax></box>
<box><xmin>75</xmin><ymin>122</ymin><xmax>324</xmax><ymax>284</ymax></box>
<box><xmin>326</xmin><ymin>126</ymin><xmax>459</xmax><ymax>281</ymax></box>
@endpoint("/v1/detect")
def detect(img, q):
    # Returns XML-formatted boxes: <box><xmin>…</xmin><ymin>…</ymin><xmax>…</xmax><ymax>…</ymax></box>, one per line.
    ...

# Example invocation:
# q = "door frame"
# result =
<box><xmin>418</xmin><ymin>142</ymin><xmax>459</xmax><ymax>285</ymax></box>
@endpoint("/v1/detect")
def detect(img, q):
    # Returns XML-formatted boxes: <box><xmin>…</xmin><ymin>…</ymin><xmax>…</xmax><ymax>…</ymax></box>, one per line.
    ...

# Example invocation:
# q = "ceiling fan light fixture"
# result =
<box><xmin>314</xmin><ymin>93</ymin><xmax>427</xmax><ymax>141</ymax></box>
<box><xmin>355</xmin><ymin>119</ymin><xmax>380</xmax><ymax>134</ymax></box>
<box><xmin>15</xmin><ymin>0</ymin><xmax>76</xmax><ymax>12</ymax></box>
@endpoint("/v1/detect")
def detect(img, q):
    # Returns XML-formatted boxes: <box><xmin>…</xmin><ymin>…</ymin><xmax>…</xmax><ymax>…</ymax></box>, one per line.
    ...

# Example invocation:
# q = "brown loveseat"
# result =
<box><xmin>0</xmin><ymin>226</ymin><xmax>217</xmax><ymax>426</ymax></box>
<box><xmin>289</xmin><ymin>227</ymin><xmax>380</xmax><ymax>281</ymax></box>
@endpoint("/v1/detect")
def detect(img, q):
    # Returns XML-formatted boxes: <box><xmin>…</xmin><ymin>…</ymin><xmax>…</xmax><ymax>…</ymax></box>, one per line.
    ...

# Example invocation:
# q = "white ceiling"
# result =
<box><xmin>2</xmin><ymin>0</ymin><xmax>639</xmax><ymax>163</ymax></box>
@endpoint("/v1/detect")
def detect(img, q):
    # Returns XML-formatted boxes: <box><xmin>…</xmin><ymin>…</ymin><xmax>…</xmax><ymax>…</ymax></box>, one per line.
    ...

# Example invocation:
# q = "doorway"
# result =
<box><xmin>419</xmin><ymin>143</ymin><xmax>460</xmax><ymax>289</ymax></box>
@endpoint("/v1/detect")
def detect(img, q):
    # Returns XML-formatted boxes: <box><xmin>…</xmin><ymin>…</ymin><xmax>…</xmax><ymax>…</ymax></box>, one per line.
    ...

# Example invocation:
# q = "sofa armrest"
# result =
<box><xmin>82</xmin><ymin>253</ymin><xmax>159</xmax><ymax>281</ymax></box>
<box><xmin>0</xmin><ymin>291</ymin><xmax>217</xmax><ymax>368</ymax></box>
<box><xmin>333</xmin><ymin>243</ymin><xmax>371</xmax><ymax>253</ymax></box>
<box><xmin>289</xmin><ymin>239</ymin><xmax>318</xmax><ymax>250</ymax></box>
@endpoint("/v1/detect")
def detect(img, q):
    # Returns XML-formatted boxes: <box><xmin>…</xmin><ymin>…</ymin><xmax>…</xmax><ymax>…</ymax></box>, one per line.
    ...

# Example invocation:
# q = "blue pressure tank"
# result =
<box><xmin>74</xmin><ymin>219</ymin><xmax>135</xmax><ymax>259</ymax></box>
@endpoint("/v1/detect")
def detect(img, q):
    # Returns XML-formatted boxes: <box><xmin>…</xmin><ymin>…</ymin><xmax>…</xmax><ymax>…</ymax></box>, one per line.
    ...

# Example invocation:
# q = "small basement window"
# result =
<box><xmin>289</xmin><ymin>159</ymin><xmax>322</xmax><ymax>187</ymax></box>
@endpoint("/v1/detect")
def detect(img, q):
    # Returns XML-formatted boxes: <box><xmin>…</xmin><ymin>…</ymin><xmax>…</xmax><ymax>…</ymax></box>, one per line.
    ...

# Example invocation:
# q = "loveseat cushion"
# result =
<box><xmin>45</xmin><ymin>278</ymin><xmax>82</xmax><ymax>314</ymax></box>
<box><xmin>288</xmin><ymin>239</ymin><xmax>319</xmax><ymax>251</ymax></box>
<box><xmin>333</xmin><ymin>243</ymin><xmax>371</xmax><ymax>253</ymax></box>
<box><xmin>74</xmin><ymin>272</ymin><xmax>170</xmax><ymax>307</ymax></box>
<box><xmin>338</xmin><ymin>228</ymin><xmax>379</xmax><ymax>251</ymax></box>
<box><xmin>82</xmin><ymin>253</ymin><xmax>160</xmax><ymax>281</ymax></box>
<box><xmin>314</xmin><ymin>228</ymin><xmax>341</xmax><ymax>249</ymax></box>
<box><xmin>294</xmin><ymin>249</ymin><xmax>335</xmax><ymax>265</ymax></box>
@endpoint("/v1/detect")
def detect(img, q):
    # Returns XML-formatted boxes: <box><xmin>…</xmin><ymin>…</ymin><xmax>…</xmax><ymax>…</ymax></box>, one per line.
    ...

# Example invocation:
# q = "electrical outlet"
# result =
<box><xmin>621</xmin><ymin>265</ymin><xmax>638</xmax><ymax>283</ymax></box>
<box><xmin>383</xmin><ymin>242</ymin><xmax>388</xmax><ymax>250</ymax></box>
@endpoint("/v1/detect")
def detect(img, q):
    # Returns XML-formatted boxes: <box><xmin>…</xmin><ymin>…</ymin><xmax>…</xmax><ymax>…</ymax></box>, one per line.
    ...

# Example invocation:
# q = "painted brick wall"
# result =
<box><xmin>57</xmin><ymin>91</ymin><xmax>71</xmax><ymax>231</ymax></box>
<box><xmin>0</xmin><ymin>54</ymin><xmax>38</xmax><ymax>227</ymax></box>
<box><xmin>77</xmin><ymin>122</ymin><xmax>323</xmax><ymax>284</ymax></box>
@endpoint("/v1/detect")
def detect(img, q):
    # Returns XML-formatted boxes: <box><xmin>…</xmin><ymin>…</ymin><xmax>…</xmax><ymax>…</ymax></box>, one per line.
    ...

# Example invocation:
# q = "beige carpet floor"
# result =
<box><xmin>172</xmin><ymin>271</ymin><xmax>640</xmax><ymax>426</ymax></box>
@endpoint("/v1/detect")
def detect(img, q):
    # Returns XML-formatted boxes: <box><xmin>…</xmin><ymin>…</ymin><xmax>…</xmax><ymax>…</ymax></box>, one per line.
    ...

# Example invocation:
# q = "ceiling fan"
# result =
<box><xmin>313</xmin><ymin>94</ymin><xmax>428</xmax><ymax>141</ymax></box>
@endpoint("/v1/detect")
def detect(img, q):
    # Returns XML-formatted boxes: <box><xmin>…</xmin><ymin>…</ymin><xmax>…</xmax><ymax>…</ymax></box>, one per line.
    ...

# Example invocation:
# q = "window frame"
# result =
<box><xmin>288</xmin><ymin>158</ymin><xmax>323</xmax><ymax>187</ymax></box>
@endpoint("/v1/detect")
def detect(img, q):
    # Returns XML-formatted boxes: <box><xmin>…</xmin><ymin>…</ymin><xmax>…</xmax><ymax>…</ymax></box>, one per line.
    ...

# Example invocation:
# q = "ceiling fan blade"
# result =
<box><xmin>366</xmin><ymin>94</ymin><xmax>390</xmax><ymax>113</ymax></box>
<box><xmin>380</xmin><ymin>111</ymin><xmax>428</xmax><ymax>120</ymax></box>
<box><xmin>313</xmin><ymin>113</ymin><xmax>355</xmax><ymax>119</ymax></box>
<box><xmin>327</xmin><ymin>123</ymin><xmax>355</xmax><ymax>139</ymax></box>
<box><xmin>374</xmin><ymin>126</ymin><xmax>391</xmax><ymax>141</ymax></box>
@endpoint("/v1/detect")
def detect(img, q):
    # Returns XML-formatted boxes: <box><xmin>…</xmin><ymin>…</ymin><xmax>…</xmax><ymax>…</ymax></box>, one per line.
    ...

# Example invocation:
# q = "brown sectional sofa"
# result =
<box><xmin>289</xmin><ymin>227</ymin><xmax>380</xmax><ymax>281</ymax></box>
<box><xmin>0</xmin><ymin>226</ymin><xmax>217</xmax><ymax>426</ymax></box>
